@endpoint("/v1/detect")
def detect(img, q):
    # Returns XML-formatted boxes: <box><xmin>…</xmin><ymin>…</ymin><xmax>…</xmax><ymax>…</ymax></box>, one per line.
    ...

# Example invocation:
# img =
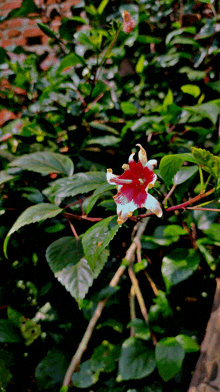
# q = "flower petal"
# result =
<box><xmin>136</xmin><ymin>144</ymin><xmax>147</xmax><ymax>166</ymax></box>
<box><xmin>107</xmin><ymin>169</ymin><xmax>133</xmax><ymax>185</ymax></box>
<box><xmin>146</xmin><ymin>159</ymin><xmax>157</xmax><ymax>170</ymax></box>
<box><xmin>116</xmin><ymin>199</ymin><xmax>137</xmax><ymax>224</ymax></box>
<box><xmin>144</xmin><ymin>193</ymin><xmax>163</xmax><ymax>217</ymax></box>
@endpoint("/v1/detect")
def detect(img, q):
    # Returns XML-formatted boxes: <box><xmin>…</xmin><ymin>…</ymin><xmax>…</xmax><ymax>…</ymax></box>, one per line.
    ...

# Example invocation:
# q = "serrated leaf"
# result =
<box><xmin>37</xmin><ymin>23</ymin><xmax>57</xmax><ymax>39</ymax></box>
<box><xmin>57</xmin><ymin>53</ymin><xmax>84</xmax><ymax>74</ymax></box>
<box><xmin>117</xmin><ymin>337</ymin><xmax>155</xmax><ymax>381</ymax></box>
<box><xmin>4</xmin><ymin>204</ymin><xmax>62</xmax><ymax>257</ymax></box>
<box><xmin>46</xmin><ymin>236</ymin><xmax>84</xmax><ymax>273</ymax></box>
<box><xmin>162</xmin><ymin>248</ymin><xmax>200</xmax><ymax>293</ymax></box>
<box><xmin>10</xmin><ymin>152</ymin><xmax>74</xmax><ymax>176</ymax></box>
<box><xmin>35</xmin><ymin>349</ymin><xmax>69</xmax><ymax>390</ymax></box>
<box><xmin>192</xmin><ymin>147</ymin><xmax>220</xmax><ymax>179</ymax></box>
<box><xmin>86</xmin><ymin>183</ymin><xmax>115</xmax><ymax>214</ymax></box>
<box><xmin>175</xmin><ymin>335</ymin><xmax>199</xmax><ymax>353</ymax></box>
<box><xmin>47</xmin><ymin>235</ymin><xmax>108</xmax><ymax>303</ymax></box>
<box><xmin>155</xmin><ymin>337</ymin><xmax>185</xmax><ymax>381</ymax></box>
<box><xmin>0</xmin><ymin>320</ymin><xmax>21</xmax><ymax>343</ymax></box>
<box><xmin>72</xmin><ymin>360</ymin><xmax>100</xmax><ymax>388</ymax></box>
<box><xmin>173</xmin><ymin>165</ymin><xmax>198</xmax><ymax>185</ymax></box>
<box><xmin>86</xmin><ymin>136</ymin><xmax>120</xmax><ymax>147</ymax></box>
<box><xmin>184</xmin><ymin>100</ymin><xmax>220</xmax><ymax>125</ymax></box>
<box><xmin>82</xmin><ymin>216</ymin><xmax>120</xmax><ymax>270</ymax></box>
<box><xmin>45</xmin><ymin>171</ymin><xmax>106</xmax><ymax>201</ymax></box>
<box><xmin>159</xmin><ymin>153</ymin><xmax>195</xmax><ymax>185</ymax></box>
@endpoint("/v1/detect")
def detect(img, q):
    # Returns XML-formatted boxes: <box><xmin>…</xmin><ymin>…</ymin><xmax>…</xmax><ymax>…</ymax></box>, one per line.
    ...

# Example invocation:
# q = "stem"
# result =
<box><xmin>144</xmin><ymin>271</ymin><xmax>158</xmax><ymax>296</ymax></box>
<box><xmin>95</xmin><ymin>29</ymin><xmax>120</xmax><ymax>80</ymax></box>
<box><xmin>128</xmin><ymin>265</ymin><xmax>148</xmax><ymax>323</ymax></box>
<box><xmin>129</xmin><ymin>285</ymin><xmax>136</xmax><ymax>337</ymax></box>
<box><xmin>63</xmin><ymin>218</ymin><xmax>149</xmax><ymax>387</ymax></box>
<box><xmin>198</xmin><ymin>167</ymin><xmax>204</xmax><ymax>193</ymax></box>
<box><xmin>162</xmin><ymin>183</ymin><xmax>177</xmax><ymax>205</ymax></box>
<box><xmin>166</xmin><ymin>187</ymin><xmax>215</xmax><ymax>212</ymax></box>
<box><xmin>186</xmin><ymin>207</ymin><xmax>220</xmax><ymax>212</ymax></box>
<box><xmin>68</xmin><ymin>220</ymin><xmax>79</xmax><ymax>240</ymax></box>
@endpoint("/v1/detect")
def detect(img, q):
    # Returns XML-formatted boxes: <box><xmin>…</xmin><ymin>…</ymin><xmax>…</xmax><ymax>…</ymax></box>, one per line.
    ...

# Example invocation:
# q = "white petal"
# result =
<box><xmin>144</xmin><ymin>193</ymin><xmax>163</xmax><ymax>217</ymax></box>
<box><xmin>116</xmin><ymin>199</ymin><xmax>137</xmax><ymax>224</ymax></box>
<box><xmin>129</xmin><ymin>152</ymin><xmax>135</xmax><ymax>163</ymax></box>
<box><xmin>146</xmin><ymin>159</ymin><xmax>157</xmax><ymax>170</ymax></box>
<box><xmin>106</xmin><ymin>169</ymin><xmax>117</xmax><ymax>184</ymax></box>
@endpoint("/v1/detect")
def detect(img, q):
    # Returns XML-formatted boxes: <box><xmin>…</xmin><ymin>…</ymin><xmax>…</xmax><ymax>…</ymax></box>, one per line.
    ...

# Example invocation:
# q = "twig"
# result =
<box><xmin>144</xmin><ymin>271</ymin><xmax>158</xmax><ymax>296</ymax></box>
<box><xmin>128</xmin><ymin>265</ymin><xmax>148</xmax><ymax>323</ymax></box>
<box><xmin>84</xmin><ymin>92</ymin><xmax>104</xmax><ymax>113</ymax></box>
<box><xmin>162</xmin><ymin>184</ymin><xmax>177</xmax><ymax>205</ymax></box>
<box><xmin>68</xmin><ymin>219</ymin><xmax>79</xmax><ymax>240</ymax></box>
<box><xmin>186</xmin><ymin>207</ymin><xmax>220</xmax><ymax>212</ymax></box>
<box><xmin>63</xmin><ymin>212</ymin><xmax>103</xmax><ymax>222</ymax></box>
<box><xmin>166</xmin><ymin>187</ymin><xmax>215</xmax><ymax>212</ymax></box>
<box><xmin>129</xmin><ymin>285</ymin><xmax>136</xmax><ymax>337</ymax></box>
<box><xmin>63</xmin><ymin>218</ymin><xmax>149</xmax><ymax>387</ymax></box>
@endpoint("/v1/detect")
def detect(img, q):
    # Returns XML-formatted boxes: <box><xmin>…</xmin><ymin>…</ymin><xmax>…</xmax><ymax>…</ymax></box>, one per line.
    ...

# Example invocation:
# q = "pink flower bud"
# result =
<box><xmin>122</xmin><ymin>11</ymin><xmax>136</xmax><ymax>33</ymax></box>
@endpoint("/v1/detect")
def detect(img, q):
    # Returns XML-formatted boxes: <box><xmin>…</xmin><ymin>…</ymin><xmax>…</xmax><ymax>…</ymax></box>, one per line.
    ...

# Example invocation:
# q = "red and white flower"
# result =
<box><xmin>107</xmin><ymin>144</ymin><xmax>162</xmax><ymax>224</ymax></box>
<box><xmin>121</xmin><ymin>11</ymin><xmax>136</xmax><ymax>33</ymax></box>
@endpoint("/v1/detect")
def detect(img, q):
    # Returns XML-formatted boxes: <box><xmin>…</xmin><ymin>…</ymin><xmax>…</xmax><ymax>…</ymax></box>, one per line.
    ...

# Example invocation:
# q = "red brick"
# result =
<box><xmin>0</xmin><ymin>109</ymin><xmax>17</xmax><ymax>127</ymax></box>
<box><xmin>9</xmin><ymin>19</ymin><xmax>24</xmax><ymax>28</ymax></box>
<box><xmin>13</xmin><ymin>37</ymin><xmax>26</xmax><ymax>46</ymax></box>
<box><xmin>8</xmin><ymin>29</ymin><xmax>21</xmax><ymax>38</ymax></box>
<box><xmin>0</xmin><ymin>21</ymin><xmax>8</xmax><ymax>30</ymax></box>
<box><xmin>23</xmin><ymin>27</ymin><xmax>43</xmax><ymax>37</ymax></box>
<box><xmin>1</xmin><ymin>39</ymin><xmax>13</xmax><ymax>47</ymax></box>
<box><xmin>27</xmin><ymin>19</ymin><xmax>37</xmax><ymax>26</ymax></box>
<box><xmin>1</xmin><ymin>1</ymin><xmax>22</xmax><ymax>11</ymax></box>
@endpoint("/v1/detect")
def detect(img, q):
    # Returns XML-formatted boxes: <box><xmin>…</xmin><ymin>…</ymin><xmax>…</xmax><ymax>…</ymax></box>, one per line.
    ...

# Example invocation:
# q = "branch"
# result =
<box><xmin>165</xmin><ymin>188</ymin><xmax>215</xmax><ymax>212</ymax></box>
<box><xmin>62</xmin><ymin>217</ymin><xmax>149</xmax><ymax>387</ymax></box>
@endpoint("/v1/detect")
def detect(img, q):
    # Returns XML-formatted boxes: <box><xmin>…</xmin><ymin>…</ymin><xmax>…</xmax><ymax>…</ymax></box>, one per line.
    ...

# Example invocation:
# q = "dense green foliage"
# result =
<box><xmin>0</xmin><ymin>0</ymin><xmax>220</xmax><ymax>391</ymax></box>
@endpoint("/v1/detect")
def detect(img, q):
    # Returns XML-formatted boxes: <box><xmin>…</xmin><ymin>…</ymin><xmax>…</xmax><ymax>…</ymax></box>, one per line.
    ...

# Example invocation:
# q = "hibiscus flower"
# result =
<box><xmin>107</xmin><ymin>144</ymin><xmax>163</xmax><ymax>224</ymax></box>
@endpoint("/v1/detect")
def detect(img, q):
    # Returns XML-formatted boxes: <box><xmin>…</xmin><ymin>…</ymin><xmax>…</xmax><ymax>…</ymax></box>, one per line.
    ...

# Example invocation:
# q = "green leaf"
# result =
<box><xmin>45</xmin><ymin>171</ymin><xmax>106</xmax><ymax>202</ymax></box>
<box><xmin>5</xmin><ymin>0</ymin><xmax>39</xmax><ymax>20</ymax></box>
<box><xmin>203</xmin><ymin>223</ymin><xmax>220</xmax><ymax>242</ymax></box>
<box><xmin>121</xmin><ymin>102</ymin><xmax>137</xmax><ymax>115</ymax></box>
<box><xmin>127</xmin><ymin>319</ymin><xmax>151</xmax><ymax>341</ymax></box>
<box><xmin>0</xmin><ymin>320</ymin><xmax>21</xmax><ymax>343</ymax></box>
<box><xmin>10</xmin><ymin>152</ymin><xmax>74</xmax><ymax>176</ymax></box>
<box><xmin>85</xmin><ymin>183</ymin><xmax>115</xmax><ymax>214</ymax></box>
<box><xmin>0</xmin><ymin>170</ymin><xmax>15</xmax><ymax>185</ymax></box>
<box><xmin>155</xmin><ymin>337</ymin><xmax>185</xmax><ymax>381</ymax></box>
<box><xmin>159</xmin><ymin>154</ymin><xmax>195</xmax><ymax>185</ymax></box>
<box><xmin>173</xmin><ymin>166</ymin><xmax>198</xmax><ymax>185</ymax></box>
<box><xmin>181</xmin><ymin>84</ymin><xmax>201</xmax><ymax>98</ymax></box>
<box><xmin>163</xmin><ymin>89</ymin><xmax>173</xmax><ymax>108</ymax></box>
<box><xmin>4</xmin><ymin>204</ymin><xmax>62</xmax><ymax>257</ymax></box>
<box><xmin>57</xmin><ymin>53</ymin><xmax>84</xmax><ymax>74</ymax></box>
<box><xmin>117</xmin><ymin>337</ymin><xmax>156</xmax><ymax>381</ymax></box>
<box><xmin>142</xmin><ymin>225</ymin><xmax>187</xmax><ymax>248</ymax></box>
<box><xmin>97</xmin><ymin>0</ymin><xmax>109</xmax><ymax>14</ymax></box>
<box><xmin>37</xmin><ymin>23</ymin><xmax>57</xmax><ymax>39</ymax></box>
<box><xmin>185</xmin><ymin>100</ymin><xmax>220</xmax><ymax>125</ymax></box>
<box><xmin>46</xmin><ymin>236</ymin><xmax>84</xmax><ymax>273</ymax></box>
<box><xmin>162</xmin><ymin>248</ymin><xmax>200</xmax><ymax>293</ymax></box>
<box><xmin>192</xmin><ymin>147</ymin><xmax>220</xmax><ymax>180</ymax></box>
<box><xmin>175</xmin><ymin>335</ymin><xmax>199</xmax><ymax>353</ymax></box>
<box><xmin>35</xmin><ymin>349</ymin><xmax>69</xmax><ymax>391</ymax></box>
<box><xmin>82</xmin><ymin>216</ymin><xmax>120</xmax><ymax>270</ymax></box>
<box><xmin>86</xmin><ymin>136</ymin><xmax>120</xmax><ymax>147</ymax></box>
<box><xmin>72</xmin><ymin>360</ymin><xmax>100</xmax><ymax>388</ymax></box>
<box><xmin>46</xmin><ymin>236</ymin><xmax>105</xmax><ymax>303</ymax></box>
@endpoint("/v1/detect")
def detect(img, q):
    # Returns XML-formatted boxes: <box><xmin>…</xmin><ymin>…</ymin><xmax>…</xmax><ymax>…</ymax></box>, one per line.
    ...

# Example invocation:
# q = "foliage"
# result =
<box><xmin>0</xmin><ymin>0</ymin><xmax>220</xmax><ymax>391</ymax></box>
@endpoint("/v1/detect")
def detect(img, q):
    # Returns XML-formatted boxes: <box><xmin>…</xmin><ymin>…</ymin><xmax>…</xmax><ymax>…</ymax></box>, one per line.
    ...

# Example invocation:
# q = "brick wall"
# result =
<box><xmin>0</xmin><ymin>0</ymin><xmax>80</xmax><ymax>67</ymax></box>
<box><xmin>0</xmin><ymin>0</ymin><xmax>80</xmax><ymax>126</ymax></box>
